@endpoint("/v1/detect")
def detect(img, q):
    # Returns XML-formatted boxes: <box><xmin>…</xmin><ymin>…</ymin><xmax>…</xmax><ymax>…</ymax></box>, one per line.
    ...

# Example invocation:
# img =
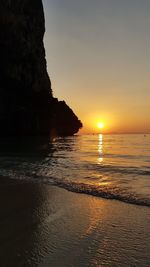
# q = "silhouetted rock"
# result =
<box><xmin>51</xmin><ymin>98</ymin><xmax>82</xmax><ymax>136</ymax></box>
<box><xmin>0</xmin><ymin>0</ymin><xmax>82</xmax><ymax>136</ymax></box>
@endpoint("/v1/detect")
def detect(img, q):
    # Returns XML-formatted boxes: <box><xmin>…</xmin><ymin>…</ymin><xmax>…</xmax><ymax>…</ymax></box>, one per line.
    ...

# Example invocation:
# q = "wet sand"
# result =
<box><xmin>0</xmin><ymin>177</ymin><xmax>150</xmax><ymax>267</ymax></box>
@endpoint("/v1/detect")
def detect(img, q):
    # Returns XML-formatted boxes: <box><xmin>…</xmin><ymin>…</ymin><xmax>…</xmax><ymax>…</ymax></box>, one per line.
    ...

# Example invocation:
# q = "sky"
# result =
<box><xmin>43</xmin><ymin>0</ymin><xmax>150</xmax><ymax>133</ymax></box>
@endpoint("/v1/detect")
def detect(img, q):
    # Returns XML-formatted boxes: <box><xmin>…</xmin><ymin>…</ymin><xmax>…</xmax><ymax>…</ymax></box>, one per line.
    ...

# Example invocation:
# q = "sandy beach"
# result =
<box><xmin>0</xmin><ymin>177</ymin><xmax>150</xmax><ymax>267</ymax></box>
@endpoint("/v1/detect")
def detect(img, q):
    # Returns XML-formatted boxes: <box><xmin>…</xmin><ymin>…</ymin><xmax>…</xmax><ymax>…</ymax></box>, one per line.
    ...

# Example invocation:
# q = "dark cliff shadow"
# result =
<box><xmin>0</xmin><ymin>0</ymin><xmax>82</xmax><ymax>137</ymax></box>
<box><xmin>0</xmin><ymin>136</ymin><xmax>53</xmax><ymax>158</ymax></box>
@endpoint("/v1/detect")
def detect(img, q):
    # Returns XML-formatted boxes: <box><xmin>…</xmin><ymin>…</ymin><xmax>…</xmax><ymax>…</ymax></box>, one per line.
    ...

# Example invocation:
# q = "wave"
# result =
<box><xmin>85</xmin><ymin>163</ymin><xmax>150</xmax><ymax>176</ymax></box>
<box><xmin>51</xmin><ymin>179</ymin><xmax>150</xmax><ymax>207</ymax></box>
<box><xmin>0</xmin><ymin>169</ymin><xmax>150</xmax><ymax>207</ymax></box>
<box><xmin>102</xmin><ymin>152</ymin><xmax>150</xmax><ymax>160</ymax></box>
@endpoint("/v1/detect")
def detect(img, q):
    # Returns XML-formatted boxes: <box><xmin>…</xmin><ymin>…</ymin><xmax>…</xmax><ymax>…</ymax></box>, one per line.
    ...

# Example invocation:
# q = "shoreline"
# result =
<box><xmin>0</xmin><ymin>177</ymin><xmax>150</xmax><ymax>266</ymax></box>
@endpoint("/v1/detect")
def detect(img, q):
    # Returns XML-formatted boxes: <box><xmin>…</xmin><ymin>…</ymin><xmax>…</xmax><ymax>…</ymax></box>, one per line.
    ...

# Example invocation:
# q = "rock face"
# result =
<box><xmin>0</xmin><ymin>0</ymin><xmax>82</xmax><ymax>136</ymax></box>
<box><xmin>51</xmin><ymin>98</ymin><xmax>82</xmax><ymax>136</ymax></box>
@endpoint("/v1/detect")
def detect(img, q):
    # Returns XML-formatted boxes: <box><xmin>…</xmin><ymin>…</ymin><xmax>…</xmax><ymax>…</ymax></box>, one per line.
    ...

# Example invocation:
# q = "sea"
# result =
<box><xmin>0</xmin><ymin>134</ymin><xmax>150</xmax><ymax>207</ymax></box>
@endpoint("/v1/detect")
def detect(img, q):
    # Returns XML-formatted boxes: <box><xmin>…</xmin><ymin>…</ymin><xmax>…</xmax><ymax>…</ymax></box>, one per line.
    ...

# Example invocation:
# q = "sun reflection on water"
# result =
<box><xmin>98</xmin><ymin>134</ymin><xmax>103</xmax><ymax>163</ymax></box>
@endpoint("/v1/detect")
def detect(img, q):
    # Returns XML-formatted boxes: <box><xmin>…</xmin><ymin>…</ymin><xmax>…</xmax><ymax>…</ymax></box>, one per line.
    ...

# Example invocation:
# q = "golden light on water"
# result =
<box><xmin>98</xmin><ymin>134</ymin><xmax>103</xmax><ymax>163</ymax></box>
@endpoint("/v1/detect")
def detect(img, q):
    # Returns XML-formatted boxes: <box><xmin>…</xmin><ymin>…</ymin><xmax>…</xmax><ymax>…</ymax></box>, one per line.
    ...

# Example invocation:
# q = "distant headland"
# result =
<box><xmin>0</xmin><ymin>0</ymin><xmax>82</xmax><ymax>136</ymax></box>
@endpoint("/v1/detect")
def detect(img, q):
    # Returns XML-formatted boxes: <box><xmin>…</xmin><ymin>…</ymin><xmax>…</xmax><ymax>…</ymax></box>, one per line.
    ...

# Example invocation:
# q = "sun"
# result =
<box><xmin>97</xmin><ymin>122</ymin><xmax>104</xmax><ymax>129</ymax></box>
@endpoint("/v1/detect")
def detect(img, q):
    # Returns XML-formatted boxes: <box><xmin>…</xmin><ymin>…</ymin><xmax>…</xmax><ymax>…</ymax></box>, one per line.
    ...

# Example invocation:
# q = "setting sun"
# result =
<box><xmin>97</xmin><ymin>122</ymin><xmax>104</xmax><ymax>129</ymax></box>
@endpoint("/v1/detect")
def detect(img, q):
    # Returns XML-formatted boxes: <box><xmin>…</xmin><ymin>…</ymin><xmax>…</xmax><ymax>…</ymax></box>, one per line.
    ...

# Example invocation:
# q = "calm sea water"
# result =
<box><xmin>0</xmin><ymin>134</ymin><xmax>150</xmax><ymax>206</ymax></box>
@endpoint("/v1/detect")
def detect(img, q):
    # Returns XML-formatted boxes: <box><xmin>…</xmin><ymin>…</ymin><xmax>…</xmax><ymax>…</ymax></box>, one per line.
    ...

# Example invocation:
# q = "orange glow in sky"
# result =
<box><xmin>79</xmin><ymin>113</ymin><xmax>115</xmax><ymax>134</ymax></box>
<box><xmin>43</xmin><ymin>0</ymin><xmax>150</xmax><ymax>134</ymax></box>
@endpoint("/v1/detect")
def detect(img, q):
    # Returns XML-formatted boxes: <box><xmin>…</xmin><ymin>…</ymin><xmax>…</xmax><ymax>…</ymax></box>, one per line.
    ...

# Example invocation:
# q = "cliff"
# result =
<box><xmin>0</xmin><ymin>0</ymin><xmax>82</xmax><ymax>136</ymax></box>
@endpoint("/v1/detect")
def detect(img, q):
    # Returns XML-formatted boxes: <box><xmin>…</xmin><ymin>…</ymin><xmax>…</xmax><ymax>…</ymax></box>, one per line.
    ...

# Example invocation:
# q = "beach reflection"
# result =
<box><xmin>98</xmin><ymin>134</ymin><xmax>103</xmax><ymax>163</ymax></box>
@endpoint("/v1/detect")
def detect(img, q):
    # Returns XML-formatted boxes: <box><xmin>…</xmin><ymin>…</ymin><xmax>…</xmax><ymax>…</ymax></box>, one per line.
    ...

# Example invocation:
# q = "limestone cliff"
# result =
<box><xmin>0</xmin><ymin>0</ymin><xmax>82</xmax><ymax>136</ymax></box>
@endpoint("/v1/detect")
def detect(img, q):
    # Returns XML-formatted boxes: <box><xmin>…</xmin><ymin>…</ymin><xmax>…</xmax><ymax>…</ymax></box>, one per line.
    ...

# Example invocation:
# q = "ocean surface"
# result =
<box><xmin>0</xmin><ymin>134</ymin><xmax>150</xmax><ymax>207</ymax></box>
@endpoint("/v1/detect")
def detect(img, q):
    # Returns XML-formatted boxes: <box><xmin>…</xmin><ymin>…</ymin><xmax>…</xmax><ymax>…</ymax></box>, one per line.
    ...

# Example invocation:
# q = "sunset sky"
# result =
<box><xmin>43</xmin><ymin>0</ymin><xmax>150</xmax><ymax>133</ymax></box>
